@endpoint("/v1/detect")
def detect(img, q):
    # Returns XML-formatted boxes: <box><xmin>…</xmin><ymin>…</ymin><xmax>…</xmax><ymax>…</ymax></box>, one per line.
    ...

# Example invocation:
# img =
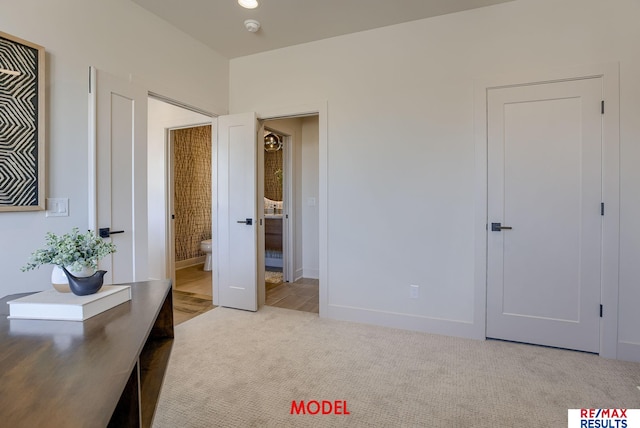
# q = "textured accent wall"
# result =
<box><xmin>264</xmin><ymin>145</ymin><xmax>283</xmax><ymax>201</ymax></box>
<box><xmin>174</xmin><ymin>125</ymin><xmax>211</xmax><ymax>262</ymax></box>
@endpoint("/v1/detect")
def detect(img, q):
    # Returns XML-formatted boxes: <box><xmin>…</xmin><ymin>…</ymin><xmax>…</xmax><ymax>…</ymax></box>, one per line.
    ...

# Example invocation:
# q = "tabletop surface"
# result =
<box><xmin>0</xmin><ymin>280</ymin><xmax>172</xmax><ymax>428</ymax></box>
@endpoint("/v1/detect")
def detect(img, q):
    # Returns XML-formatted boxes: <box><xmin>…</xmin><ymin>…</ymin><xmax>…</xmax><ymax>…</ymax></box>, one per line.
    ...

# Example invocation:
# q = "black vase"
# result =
<box><xmin>61</xmin><ymin>266</ymin><xmax>108</xmax><ymax>296</ymax></box>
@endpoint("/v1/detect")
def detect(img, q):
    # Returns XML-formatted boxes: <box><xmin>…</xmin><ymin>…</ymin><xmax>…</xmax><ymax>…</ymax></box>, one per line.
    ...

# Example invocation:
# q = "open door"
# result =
<box><xmin>216</xmin><ymin>112</ymin><xmax>264</xmax><ymax>311</ymax></box>
<box><xmin>89</xmin><ymin>67</ymin><xmax>148</xmax><ymax>284</ymax></box>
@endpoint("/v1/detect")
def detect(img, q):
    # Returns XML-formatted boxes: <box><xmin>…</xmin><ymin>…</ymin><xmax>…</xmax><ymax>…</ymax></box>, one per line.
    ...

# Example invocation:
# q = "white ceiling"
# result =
<box><xmin>131</xmin><ymin>0</ymin><xmax>514</xmax><ymax>59</ymax></box>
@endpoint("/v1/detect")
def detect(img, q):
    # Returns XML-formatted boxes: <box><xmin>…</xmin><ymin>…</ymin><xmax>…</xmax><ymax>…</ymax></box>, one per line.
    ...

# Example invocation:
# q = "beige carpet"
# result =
<box><xmin>153</xmin><ymin>306</ymin><xmax>640</xmax><ymax>428</ymax></box>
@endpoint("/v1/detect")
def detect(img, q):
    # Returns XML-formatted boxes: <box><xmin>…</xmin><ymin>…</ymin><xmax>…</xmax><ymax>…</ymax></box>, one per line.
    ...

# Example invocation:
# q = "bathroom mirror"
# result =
<box><xmin>264</xmin><ymin>132</ymin><xmax>283</xmax><ymax>203</ymax></box>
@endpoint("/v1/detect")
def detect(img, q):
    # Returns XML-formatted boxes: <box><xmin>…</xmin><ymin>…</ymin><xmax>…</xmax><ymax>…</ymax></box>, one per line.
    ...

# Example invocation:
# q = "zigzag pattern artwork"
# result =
<box><xmin>0</xmin><ymin>35</ymin><xmax>39</xmax><ymax>207</ymax></box>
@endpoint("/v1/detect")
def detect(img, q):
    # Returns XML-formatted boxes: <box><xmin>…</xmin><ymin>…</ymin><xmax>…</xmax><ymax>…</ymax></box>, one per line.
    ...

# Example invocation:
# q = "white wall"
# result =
<box><xmin>229</xmin><ymin>0</ymin><xmax>640</xmax><ymax>361</ymax></box>
<box><xmin>0</xmin><ymin>0</ymin><xmax>228</xmax><ymax>297</ymax></box>
<box><xmin>147</xmin><ymin>98</ymin><xmax>212</xmax><ymax>280</ymax></box>
<box><xmin>301</xmin><ymin>117</ymin><xmax>319</xmax><ymax>279</ymax></box>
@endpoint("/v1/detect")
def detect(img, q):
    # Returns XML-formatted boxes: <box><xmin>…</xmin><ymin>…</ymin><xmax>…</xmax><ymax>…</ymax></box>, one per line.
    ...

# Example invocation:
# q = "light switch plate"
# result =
<box><xmin>46</xmin><ymin>198</ymin><xmax>69</xmax><ymax>217</ymax></box>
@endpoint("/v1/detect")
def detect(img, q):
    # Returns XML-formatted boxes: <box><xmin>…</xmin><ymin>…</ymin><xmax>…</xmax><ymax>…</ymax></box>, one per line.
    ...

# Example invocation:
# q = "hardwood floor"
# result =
<box><xmin>266</xmin><ymin>277</ymin><xmax>319</xmax><ymax>313</ymax></box>
<box><xmin>173</xmin><ymin>264</ymin><xmax>215</xmax><ymax>325</ymax></box>
<box><xmin>172</xmin><ymin>264</ymin><xmax>319</xmax><ymax>325</ymax></box>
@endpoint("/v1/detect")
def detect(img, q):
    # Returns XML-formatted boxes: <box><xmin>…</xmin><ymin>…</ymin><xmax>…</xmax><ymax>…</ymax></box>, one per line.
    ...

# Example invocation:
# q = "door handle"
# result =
<box><xmin>491</xmin><ymin>223</ymin><xmax>513</xmax><ymax>232</ymax></box>
<box><xmin>236</xmin><ymin>218</ymin><xmax>253</xmax><ymax>225</ymax></box>
<box><xmin>99</xmin><ymin>227</ymin><xmax>125</xmax><ymax>238</ymax></box>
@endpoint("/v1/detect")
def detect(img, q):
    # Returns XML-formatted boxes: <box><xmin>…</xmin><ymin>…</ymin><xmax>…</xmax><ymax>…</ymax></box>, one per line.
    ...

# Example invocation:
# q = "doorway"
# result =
<box><xmin>486</xmin><ymin>77</ymin><xmax>603</xmax><ymax>352</ymax></box>
<box><xmin>475</xmin><ymin>63</ymin><xmax>619</xmax><ymax>359</ymax></box>
<box><xmin>262</xmin><ymin>116</ymin><xmax>320</xmax><ymax>314</ymax></box>
<box><xmin>147</xmin><ymin>97</ymin><xmax>214</xmax><ymax>324</ymax></box>
<box><xmin>169</xmin><ymin>125</ymin><xmax>216</xmax><ymax>324</ymax></box>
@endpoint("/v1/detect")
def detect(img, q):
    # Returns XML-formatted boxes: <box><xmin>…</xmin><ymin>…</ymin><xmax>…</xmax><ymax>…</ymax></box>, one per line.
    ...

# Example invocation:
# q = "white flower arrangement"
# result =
<box><xmin>21</xmin><ymin>227</ymin><xmax>116</xmax><ymax>272</ymax></box>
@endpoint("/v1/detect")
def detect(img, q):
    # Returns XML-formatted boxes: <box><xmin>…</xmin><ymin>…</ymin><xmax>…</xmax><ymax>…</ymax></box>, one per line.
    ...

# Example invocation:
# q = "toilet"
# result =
<box><xmin>200</xmin><ymin>239</ymin><xmax>213</xmax><ymax>271</ymax></box>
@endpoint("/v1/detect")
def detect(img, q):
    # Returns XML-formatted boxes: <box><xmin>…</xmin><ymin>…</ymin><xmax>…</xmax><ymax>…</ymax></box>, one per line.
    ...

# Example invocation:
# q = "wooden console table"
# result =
<box><xmin>0</xmin><ymin>280</ymin><xmax>174</xmax><ymax>427</ymax></box>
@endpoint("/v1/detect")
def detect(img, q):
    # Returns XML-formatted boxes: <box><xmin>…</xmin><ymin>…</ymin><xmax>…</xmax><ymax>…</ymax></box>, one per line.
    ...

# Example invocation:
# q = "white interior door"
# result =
<box><xmin>216</xmin><ymin>112</ymin><xmax>261</xmax><ymax>311</ymax></box>
<box><xmin>486</xmin><ymin>77</ymin><xmax>603</xmax><ymax>353</ymax></box>
<box><xmin>89</xmin><ymin>67</ymin><xmax>148</xmax><ymax>284</ymax></box>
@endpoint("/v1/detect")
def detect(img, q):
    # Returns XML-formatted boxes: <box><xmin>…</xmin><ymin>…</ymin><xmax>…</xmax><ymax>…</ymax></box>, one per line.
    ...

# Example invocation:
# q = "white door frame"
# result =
<box><xmin>283</xmin><ymin>133</ymin><xmax>294</xmax><ymax>282</ymax></box>
<box><xmin>473</xmin><ymin>63</ymin><xmax>620</xmax><ymax>358</ymax></box>
<box><xmin>254</xmin><ymin>102</ymin><xmax>328</xmax><ymax>317</ymax></box>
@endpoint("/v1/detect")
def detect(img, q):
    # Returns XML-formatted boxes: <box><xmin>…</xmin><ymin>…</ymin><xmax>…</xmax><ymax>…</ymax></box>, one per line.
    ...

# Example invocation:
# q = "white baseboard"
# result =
<box><xmin>176</xmin><ymin>256</ymin><xmax>206</xmax><ymax>270</ymax></box>
<box><xmin>617</xmin><ymin>341</ymin><xmax>640</xmax><ymax>363</ymax></box>
<box><xmin>326</xmin><ymin>304</ymin><xmax>478</xmax><ymax>340</ymax></box>
<box><xmin>294</xmin><ymin>268</ymin><xmax>304</xmax><ymax>282</ymax></box>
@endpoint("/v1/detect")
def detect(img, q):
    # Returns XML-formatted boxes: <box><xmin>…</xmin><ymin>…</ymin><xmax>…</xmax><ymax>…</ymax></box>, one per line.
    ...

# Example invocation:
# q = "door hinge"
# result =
<box><xmin>601</xmin><ymin>100</ymin><xmax>604</xmax><ymax>114</ymax></box>
<box><xmin>601</xmin><ymin>202</ymin><xmax>604</xmax><ymax>216</ymax></box>
<box><xmin>600</xmin><ymin>304</ymin><xmax>603</xmax><ymax>317</ymax></box>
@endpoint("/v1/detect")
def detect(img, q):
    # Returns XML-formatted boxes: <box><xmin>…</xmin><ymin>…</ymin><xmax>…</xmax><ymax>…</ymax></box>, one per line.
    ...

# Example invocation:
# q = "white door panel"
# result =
<box><xmin>217</xmin><ymin>112</ymin><xmax>258</xmax><ymax>311</ymax></box>
<box><xmin>487</xmin><ymin>78</ymin><xmax>602</xmax><ymax>353</ymax></box>
<box><xmin>91</xmin><ymin>67</ymin><xmax>148</xmax><ymax>284</ymax></box>
<box><xmin>109</xmin><ymin>94</ymin><xmax>135</xmax><ymax>281</ymax></box>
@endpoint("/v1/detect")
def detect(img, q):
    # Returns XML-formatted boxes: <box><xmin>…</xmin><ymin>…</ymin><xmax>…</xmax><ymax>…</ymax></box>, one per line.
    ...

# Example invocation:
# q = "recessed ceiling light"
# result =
<box><xmin>238</xmin><ymin>0</ymin><xmax>258</xmax><ymax>9</ymax></box>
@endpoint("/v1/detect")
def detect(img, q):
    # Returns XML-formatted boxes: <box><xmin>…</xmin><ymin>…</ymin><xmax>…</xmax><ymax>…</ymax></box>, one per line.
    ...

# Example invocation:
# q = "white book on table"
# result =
<box><xmin>7</xmin><ymin>285</ymin><xmax>131</xmax><ymax>321</ymax></box>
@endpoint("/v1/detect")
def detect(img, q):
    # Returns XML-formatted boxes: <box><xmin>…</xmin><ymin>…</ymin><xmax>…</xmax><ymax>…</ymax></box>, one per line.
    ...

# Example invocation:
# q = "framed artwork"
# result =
<box><xmin>0</xmin><ymin>31</ymin><xmax>45</xmax><ymax>212</ymax></box>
